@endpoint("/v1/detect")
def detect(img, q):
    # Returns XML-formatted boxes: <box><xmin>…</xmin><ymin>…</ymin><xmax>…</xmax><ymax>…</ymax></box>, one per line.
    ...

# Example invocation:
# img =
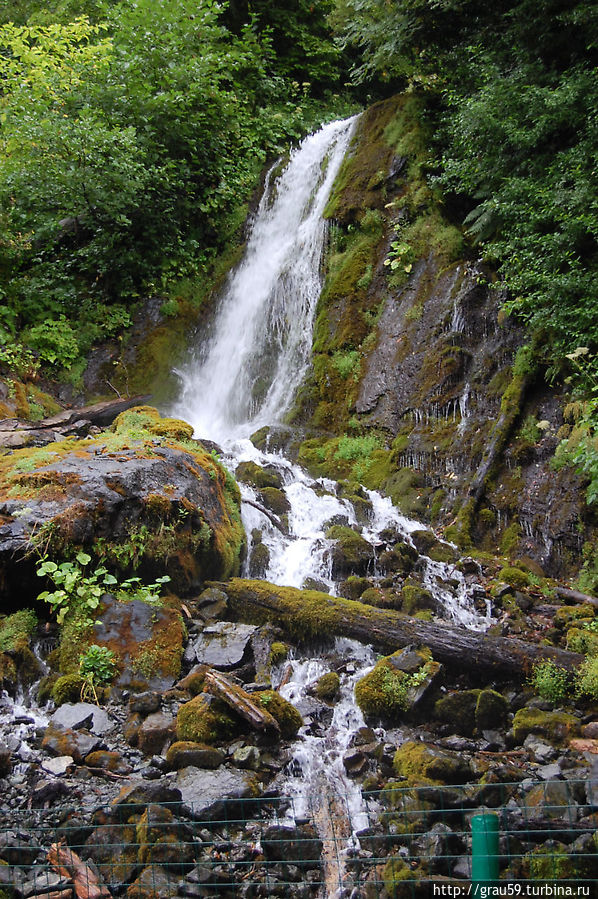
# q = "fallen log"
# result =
<box><xmin>554</xmin><ymin>586</ymin><xmax>598</xmax><ymax>609</ymax></box>
<box><xmin>242</xmin><ymin>497</ymin><xmax>286</xmax><ymax>533</ymax></box>
<box><xmin>204</xmin><ymin>669</ymin><xmax>280</xmax><ymax>734</ymax></box>
<box><xmin>217</xmin><ymin>579</ymin><xmax>584</xmax><ymax>677</ymax></box>
<box><xmin>48</xmin><ymin>844</ymin><xmax>111</xmax><ymax>899</ymax></box>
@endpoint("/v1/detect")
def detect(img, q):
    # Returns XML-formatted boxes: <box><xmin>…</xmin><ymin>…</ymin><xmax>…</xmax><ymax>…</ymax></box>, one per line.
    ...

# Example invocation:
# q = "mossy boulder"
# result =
<box><xmin>176</xmin><ymin>693</ymin><xmax>240</xmax><ymax>745</ymax></box>
<box><xmin>378</xmin><ymin>541</ymin><xmax>418</xmax><ymax>576</ymax></box>
<box><xmin>269</xmin><ymin>642</ymin><xmax>289</xmax><ymax>665</ymax></box>
<box><xmin>325</xmin><ymin>525</ymin><xmax>375</xmax><ymax>576</ymax></box>
<box><xmin>315</xmin><ymin>671</ymin><xmax>340</xmax><ymax>701</ymax></box>
<box><xmin>400</xmin><ymin>583</ymin><xmax>437</xmax><ymax>616</ymax></box>
<box><xmin>0</xmin><ymin>609</ymin><xmax>39</xmax><ymax>687</ymax></box>
<box><xmin>253</xmin><ymin>690</ymin><xmax>303</xmax><ymax>738</ymax></box>
<box><xmin>51</xmin><ymin>673</ymin><xmax>85</xmax><ymax>705</ymax></box>
<box><xmin>475</xmin><ymin>689</ymin><xmax>508</xmax><ymax>730</ymax></box>
<box><xmin>235</xmin><ymin>461</ymin><xmax>282</xmax><ymax>489</ymax></box>
<box><xmin>258</xmin><ymin>487</ymin><xmax>290</xmax><ymax>517</ymax></box>
<box><xmin>392</xmin><ymin>740</ymin><xmax>473</xmax><ymax>785</ymax></box>
<box><xmin>410</xmin><ymin>530</ymin><xmax>458</xmax><ymax>563</ymax></box>
<box><xmin>497</xmin><ymin>566</ymin><xmax>531</xmax><ymax>590</ymax></box>
<box><xmin>0</xmin><ymin>406</ymin><xmax>245</xmax><ymax>601</ymax></box>
<box><xmin>511</xmin><ymin>707</ymin><xmax>581</xmax><ymax>745</ymax></box>
<box><xmin>434</xmin><ymin>690</ymin><xmax>480</xmax><ymax>736</ymax></box>
<box><xmin>355</xmin><ymin>649</ymin><xmax>439</xmax><ymax>721</ymax></box>
<box><xmin>165</xmin><ymin>741</ymin><xmax>225</xmax><ymax>771</ymax></box>
<box><xmin>248</xmin><ymin>541</ymin><xmax>270</xmax><ymax>578</ymax></box>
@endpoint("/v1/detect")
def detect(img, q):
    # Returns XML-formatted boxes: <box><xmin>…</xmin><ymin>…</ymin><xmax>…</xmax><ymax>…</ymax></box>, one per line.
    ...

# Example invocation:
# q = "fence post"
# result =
<box><xmin>471</xmin><ymin>812</ymin><xmax>499</xmax><ymax>890</ymax></box>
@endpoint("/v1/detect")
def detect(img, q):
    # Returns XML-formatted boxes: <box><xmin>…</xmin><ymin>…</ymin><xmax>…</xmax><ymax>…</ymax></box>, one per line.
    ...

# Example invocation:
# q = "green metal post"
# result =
<box><xmin>471</xmin><ymin>812</ymin><xmax>499</xmax><ymax>888</ymax></box>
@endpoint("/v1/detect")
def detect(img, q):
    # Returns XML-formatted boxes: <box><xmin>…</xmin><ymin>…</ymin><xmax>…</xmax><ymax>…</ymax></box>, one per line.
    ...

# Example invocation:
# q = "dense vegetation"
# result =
<box><xmin>1</xmin><ymin>0</ymin><xmax>597</xmax><ymax>496</ymax></box>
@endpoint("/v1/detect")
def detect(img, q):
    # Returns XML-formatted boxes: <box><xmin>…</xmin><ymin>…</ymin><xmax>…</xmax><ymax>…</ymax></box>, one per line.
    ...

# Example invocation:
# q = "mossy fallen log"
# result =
<box><xmin>216</xmin><ymin>579</ymin><xmax>584</xmax><ymax>677</ymax></box>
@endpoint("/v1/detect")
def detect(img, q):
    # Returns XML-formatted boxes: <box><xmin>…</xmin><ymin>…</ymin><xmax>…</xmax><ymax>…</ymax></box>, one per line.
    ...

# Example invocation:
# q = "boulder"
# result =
<box><xmin>325</xmin><ymin>526</ymin><xmax>375</xmax><ymax>576</ymax></box>
<box><xmin>0</xmin><ymin>406</ymin><xmax>245</xmax><ymax>601</ymax></box>
<box><xmin>137</xmin><ymin>712</ymin><xmax>176</xmax><ymax>756</ymax></box>
<box><xmin>261</xmin><ymin>824</ymin><xmax>322</xmax><ymax>864</ymax></box>
<box><xmin>50</xmin><ymin>702</ymin><xmax>113</xmax><ymax>735</ymax></box>
<box><xmin>174</xmin><ymin>765</ymin><xmax>260</xmax><ymax>820</ymax></box>
<box><xmin>166</xmin><ymin>742</ymin><xmax>225</xmax><ymax>771</ymax></box>
<box><xmin>42</xmin><ymin>723</ymin><xmax>101</xmax><ymax>763</ymax></box>
<box><xmin>186</xmin><ymin>621</ymin><xmax>258</xmax><ymax>670</ymax></box>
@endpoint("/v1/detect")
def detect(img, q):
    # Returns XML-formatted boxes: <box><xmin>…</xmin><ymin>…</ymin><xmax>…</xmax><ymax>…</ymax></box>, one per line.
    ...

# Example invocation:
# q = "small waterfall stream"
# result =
<box><xmin>173</xmin><ymin>116</ymin><xmax>490</xmax><ymax>896</ymax></box>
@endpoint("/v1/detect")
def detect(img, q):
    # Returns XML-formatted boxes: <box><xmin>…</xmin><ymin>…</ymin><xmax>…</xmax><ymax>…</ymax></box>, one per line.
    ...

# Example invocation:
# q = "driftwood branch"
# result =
<box><xmin>218</xmin><ymin>579</ymin><xmax>584</xmax><ymax>677</ymax></box>
<box><xmin>48</xmin><ymin>844</ymin><xmax>111</xmax><ymax>899</ymax></box>
<box><xmin>242</xmin><ymin>498</ymin><xmax>286</xmax><ymax>533</ymax></box>
<box><xmin>204</xmin><ymin>669</ymin><xmax>280</xmax><ymax>734</ymax></box>
<box><xmin>554</xmin><ymin>586</ymin><xmax>598</xmax><ymax>609</ymax></box>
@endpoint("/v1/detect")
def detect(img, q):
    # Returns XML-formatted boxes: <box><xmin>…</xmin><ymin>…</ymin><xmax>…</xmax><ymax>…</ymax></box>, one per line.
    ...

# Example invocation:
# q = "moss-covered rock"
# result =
<box><xmin>315</xmin><ymin>671</ymin><xmax>340</xmax><ymax>701</ymax></box>
<box><xmin>51</xmin><ymin>673</ymin><xmax>84</xmax><ymax>705</ymax></box>
<box><xmin>511</xmin><ymin>707</ymin><xmax>581</xmax><ymax>745</ymax></box>
<box><xmin>400</xmin><ymin>583</ymin><xmax>437</xmax><ymax>616</ymax></box>
<box><xmin>497</xmin><ymin>566</ymin><xmax>531</xmax><ymax>590</ymax></box>
<box><xmin>475</xmin><ymin>689</ymin><xmax>508</xmax><ymax>730</ymax></box>
<box><xmin>235</xmin><ymin>461</ymin><xmax>282</xmax><ymax>489</ymax></box>
<box><xmin>434</xmin><ymin>690</ymin><xmax>481</xmax><ymax>737</ymax></box>
<box><xmin>165</xmin><ymin>741</ymin><xmax>225</xmax><ymax>771</ymax></box>
<box><xmin>325</xmin><ymin>525</ymin><xmax>375</xmax><ymax>576</ymax></box>
<box><xmin>392</xmin><ymin>740</ymin><xmax>473</xmax><ymax>785</ymax></box>
<box><xmin>0</xmin><ymin>406</ymin><xmax>245</xmax><ymax>602</ymax></box>
<box><xmin>356</xmin><ymin>660</ymin><xmax>413</xmax><ymax>719</ymax></box>
<box><xmin>253</xmin><ymin>690</ymin><xmax>303</xmax><ymax>738</ymax></box>
<box><xmin>176</xmin><ymin>693</ymin><xmax>240</xmax><ymax>745</ymax></box>
<box><xmin>268</xmin><ymin>642</ymin><xmax>289</xmax><ymax>665</ymax></box>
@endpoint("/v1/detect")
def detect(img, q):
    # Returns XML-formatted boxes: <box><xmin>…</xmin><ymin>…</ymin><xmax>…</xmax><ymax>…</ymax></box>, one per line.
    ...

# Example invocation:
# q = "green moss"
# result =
<box><xmin>499</xmin><ymin>521</ymin><xmax>522</xmax><ymax>556</ymax></box>
<box><xmin>434</xmin><ymin>690</ymin><xmax>481</xmax><ymax>737</ymax></box>
<box><xmin>392</xmin><ymin>740</ymin><xmax>471</xmax><ymax>785</ymax></box>
<box><xmin>253</xmin><ymin>690</ymin><xmax>303</xmax><ymax>738</ymax></box>
<box><xmin>400</xmin><ymin>583</ymin><xmax>436</xmax><ymax>615</ymax></box>
<box><xmin>0</xmin><ymin>609</ymin><xmax>36</xmax><ymax>652</ymax></box>
<box><xmin>176</xmin><ymin>693</ymin><xmax>240</xmax><ymax>745</ymax></box>
<box><xmin>269</xmin><ymin>642</ymin><xmax>289</xmax><ymax>665</ymax></box>
<box><xmin>567</xmin><ymin>626</ymin><xmax>598</xmax><ymax>655</ymax></box>
<box><xmin>511</xmin><ymin>707</ymin><xmax>580</xmax><ymax>745</ymax></box>
<box><xmin>497</xmin><ymin>566</ymin><xmax>531</xmax><ymax>589</ymax></box>
<box><xmin>52</xmin><ymin>673</ymin><xmax>84</xmax><ymax>705</ymax></box>
<box><xmin>355</xmin><ymin>663</ymin><xmax>411</xmax><ymax>719</ymax></box>
<box><xmin>315</xmin><ymin>671</ymin><xmax>340</xmax><ymax>701</ymax></box>
<box><xmin>235</xmin><ymin>461</ymin><xmax>281</xmax><ymax>490</ymax></box>
<box><xmin>475</xmin><ymin>689</ymin><xmax>508</xmax><ymax>730</ymax></box>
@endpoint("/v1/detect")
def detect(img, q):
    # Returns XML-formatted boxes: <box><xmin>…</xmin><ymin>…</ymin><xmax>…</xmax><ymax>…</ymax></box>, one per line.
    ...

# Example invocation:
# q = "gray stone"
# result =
<box><xmin>232</xmin><ymin>746</ymin><xmax>260</xmax><ymax>770</ymax></box>
<box><xmin>197</xmin><ymin>587</ymin><xmax>228</xmax><ymax>621</ymax></box>
<box><xmin>175</xmin><ymin>766</ymin><xmax>259</xmax><ymax>820</ymax></box>
<box><xmin>129</xmin><ymin>691</ymin><xmax>162</xmax><ymax>715</ymax></box>
<box><xmin>537</xmin><ymin>763</ymin><xmax>562</xmax><ymax>781</ymax></box>
<box><xmin>50</xmin><ymin>702</ymin><xmax>112</xmax><ymax>735</ymax></box>
<box><xmin>187</xmin><ymin>622</ymin><xmax>258</xmax><ymax>670</ymax></box>
<box><xmin>22</xmin><ymin>871</ymin><xmax>70</xmax><ymax>898</ymax></box>
<box><xmin>261</xmin><ymin>824</ymin><xmax>323</xmax><ymax>864</ymax></box>
<box><xmin>388</xmin><ymin>646</ymin><xmax>425</xmax><ymax>674</ymax></box>
<box><xmin>0</xmin><ymin>741</ymin><xmax>11</xmax><ymax>776</ymax></box>
<box><xmin>137</xmin><ymin>712</ymin><xmax>175</xmax><ymax>756</ymax></box>
<box><xmin>0</xmin><ymin>831</ymin><xmax>40</xmax><ymax>865</ymax></box>
<box><xmin>42</xmin><ymin>723</ymin><xmax>101</xmax><ymax>763</ymax></box>
<box><xmin>41</xmin><ymin>756</ymin><xmax>74</xmax><ymax>776</ymax></box>
<box><xmin>523</xmin><ymin>735</ymin><xmax>558</xmax><ymax>763</ymax></box>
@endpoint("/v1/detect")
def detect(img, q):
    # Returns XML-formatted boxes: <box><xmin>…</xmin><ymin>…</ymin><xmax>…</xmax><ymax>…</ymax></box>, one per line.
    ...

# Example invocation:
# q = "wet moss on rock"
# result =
<box><xmin>176</xmin><ymin>693</ymin><xmax>240</xmax><ymax>745</ymax></box>
<box><xmin>511</xmin><ymin>707</ymin><xmax>580</xmax><ymax>745</ymax></box>
<box><xmin>253</xmin><ymin>690</ymin><xmax>303</xmax><ymax>738</ymax></box>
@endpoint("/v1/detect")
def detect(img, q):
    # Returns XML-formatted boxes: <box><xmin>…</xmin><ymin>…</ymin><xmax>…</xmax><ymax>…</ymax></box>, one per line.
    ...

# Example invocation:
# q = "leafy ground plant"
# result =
<box><xmin>36</xmin><ymin>553</ymin><xmax>117</xmax><ymax>624</ymax></box>
<box><xmin>79</xmin><ymin>644</ymin><xmax>117</xmax><ymax>704</ymax></box>
<box><xmin>530</xmin><ymin>660</ymin><xmax>570</xmax><ymax>705</ymax></box>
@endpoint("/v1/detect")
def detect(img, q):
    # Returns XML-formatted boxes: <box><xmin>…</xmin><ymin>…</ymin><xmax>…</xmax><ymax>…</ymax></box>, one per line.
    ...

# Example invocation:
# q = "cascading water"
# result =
<box><xmin>173</xmin><ymin>115</ymin><xmax>491</xmax><ymax>896</ymax></box>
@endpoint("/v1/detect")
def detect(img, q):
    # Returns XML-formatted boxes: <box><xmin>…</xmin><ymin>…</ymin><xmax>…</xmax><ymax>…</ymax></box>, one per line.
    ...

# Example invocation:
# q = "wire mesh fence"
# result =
<box><xmin>0</xmin><ymin>779</ymin><xmax>596</xmax><ymax>898</ymax></box>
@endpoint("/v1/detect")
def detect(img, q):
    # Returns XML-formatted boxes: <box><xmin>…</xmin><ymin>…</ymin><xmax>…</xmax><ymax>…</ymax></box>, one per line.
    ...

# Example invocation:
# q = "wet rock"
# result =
<box><xmin>232</xmin><ymin>745</ymin><xmax>261</xmax><ymax>770</ymax></box>
<box><xmin>93</xmin><ymin>596</ymin><xmax>185</xmax><ymax>690</ymax></box>
<box><xmin>0</xmin><ymin>831</ymin><xmax>40</xmax><ymax>865</ymax></box>
<box><xmin>166</xmin><ymin>742</ymin><xmax>225</xmax><ymax>771</ymax></box>
<box><xmin>248</xmin><ymin>541</ymin><xmax>270</xmax><ymax>578</ymax></box>
<box><xmin>32</xmin><ymin>778</ymin><xmax>71</xmax><ymax>808</ymax></box>
<box><xmin>325</xmin><ymin>526</ymin><xmax>375</xmax><ymax>576</ymax></box>
<box><xmin>388</xmin><ymin>646</ymin><xmax>424</xmax><ymax>675</ymax></box>
<box><xmin>50</xmin><ymin>702</ymin><xmax>112</xmax><ymax>735</ymax></box>
<box><xmin>410</xmin><ymin>530</ymin><xmax>458</xmax><ymax>564</ymax></box>
<box><xmin>258</xmin><ymin>486</ymin><xmax>291</xmax><ymax>517</ymax></box>
<box><xmin>235</xmin><ymin>461</ymin><xmax>282</xmax><ymax>489</ymax></box>
<box><xmin>21</xmin><ymin>871</ymin><xmax>71</xmax><ymax>898</ymax></box>
<box><xmin>261</xmin><ymin>823</ymin><xmax>323</xmax><ymax>864</ymax></box>
<box><xmin>413</xmin><ymin>822</ymin><xmax>462</xmax><ymax>875</ymax></box>
<box><xmin>175</xmin><ymin>765</ymin><xmax>260</xmax><ymax>820</ymax></box>
<box><xmin>186</xmin><ymin>622</ymin><xmax>258</xmax><ymax>670</ymax></box>
<box><xmin>42</xmin><ymin>723</ymin><xmax>101</xmax><ymax>763</ymax></box>
<box><xmin>343</xmin><ymin>749</ymin><xmax>369</xmax><ymax>777</ymax></box>
<box><xmin>112</xmin><ymin>780</ymin><xmax>182</xmax><ymax>816</ymax></box>
<box><xmin>393</xmin><ymin>740</ymin><xmax>473</xmax><ymax>784</ymax></box>
<box><xmin>129</xmin><ymin>692</ymin><xmax>162</xmax><ymax>715</ymax></box>
<box><xmin>512</xmin><ymin>708</ymin><xmax>581</xmax><ymax>745</ymax></box>
<box><xmin>124</xmin><ymin>713</ymin><xmax>143</xmax><ymax>747</ymax></box>
<box><xmin>475</xmin><ymin>690</ymin><xmax>508</xmax><ymax>731</ymax></box>
<box><xmin>524</xmin><ymin>735</ymin><xmax>559</xmax><ymax>763</ymax></box>
<box><xmin>314</xmin><ymin>671</ymin><xmax>340</xmax><ymax>701</ymax></box>
<box><xmin>137</xmin><ymin>712</ymin><xmax>175</xmax><ymax>756</ymax></box>
<box><xmin>434</xmin><ymin>690</ymin><xmax>481</xmax><ymax>737</ymax></box>
<box><xmin>582</xmin><ymin>721</ymin><xmax>598</xmax><ymax>739</ymax></box>
<box><xmin>0</xmin><ymin>741</ymin><xmax>11</xmax><ymax>776</ymax></box>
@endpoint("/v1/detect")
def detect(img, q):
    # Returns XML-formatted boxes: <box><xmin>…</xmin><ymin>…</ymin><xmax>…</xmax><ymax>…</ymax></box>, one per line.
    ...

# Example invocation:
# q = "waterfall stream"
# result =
<box><xmin>173</xmin><ymin>116</ymin><xmax>490</xmax><ymax>896</ymax></box>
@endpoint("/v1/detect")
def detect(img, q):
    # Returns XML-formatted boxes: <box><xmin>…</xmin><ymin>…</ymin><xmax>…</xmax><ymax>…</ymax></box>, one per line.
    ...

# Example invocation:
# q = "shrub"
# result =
<box><xmin>576</xmin><ymin>655</ymin><xmax>598</xmax><ymax>701</ymax></box>
<box><xmin>530</xmin><ymin>661</ymin><xmax>569</xmax><ymax>705</ymax></box>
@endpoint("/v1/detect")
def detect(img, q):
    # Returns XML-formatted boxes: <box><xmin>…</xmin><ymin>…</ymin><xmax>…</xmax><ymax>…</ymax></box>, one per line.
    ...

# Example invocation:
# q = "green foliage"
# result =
<box><xmin>334</xmin><ymin>433</ymin><xmax>381</xmax><ymax>463</ymax></box>
<box><xmin>331</xmin><ymin>349</ymin><xmax>361</xmax><ymax>381</ymax></box>
<box><xmin>530</xmin><ymin>661</ymin><xmax>569</xmax><ymax>705</ymax></box>
<box><xmin>576</xmin><ymin>655</ymin><xmax>598</xmax><ymax>701</ymax></box>
<box><xmin>0</xmin><ymin>609</ymin><xmax>37</xmax><ymax>652</ymax></box>
<box><xmin>35</xmin><ymin>551</ymin><xmax>170</xmax><ymax>624</ymax></box>
<box><xmin>79</xmin><ymin>644</ymin><xmax>117</xmax><ymax>685</ymax></box>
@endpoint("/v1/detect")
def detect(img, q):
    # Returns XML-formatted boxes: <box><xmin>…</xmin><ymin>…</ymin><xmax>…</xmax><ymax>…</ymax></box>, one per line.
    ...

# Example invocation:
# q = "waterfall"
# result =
<box><xmin>175</xmin><ymin>117</ymin><xmax>357</xmax><ymax>442</ymax></box>
<box><xmin>172</xmin><ymin>115</ymin><xmax>490</xmax><ymax>896</ymax></box>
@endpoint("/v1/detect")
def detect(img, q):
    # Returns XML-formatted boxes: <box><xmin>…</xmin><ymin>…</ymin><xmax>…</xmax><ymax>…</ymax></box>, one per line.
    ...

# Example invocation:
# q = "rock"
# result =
<box><xmin>84</xmin><ymin>825</ymin><xmax>141</xmax><ymax>890</ymax></box>
<box><xmin>85</xmin><ymin>750</ymin><xmax>132</xmax><ymax>774</ymax></box>
<box><xmin>524</xmin><ymin>780</ymin><xmax>580</xmax><ymax>822</ymax></box>
<box><xmin>232</xmin><ymin>745</ymin><xmax>261</xmax><ymax>770</ymax></box>
<box><xmin>0</xmin><ymin>741</ymin><xmax>11</xmax><ymax>776</ymax></box>
<box><xmin>166</xmin><ymin>742</ymin><xmax>225</xmax><ymax>771</ymax></box>
<box><xmin>21</xmin><ymin>871</ymin><xmax>71</xmax><ymax>898</ymax></box>
<box><xmin>314</xmin><ymin>671</ymin><xmax>340</xmax><ymax>701</ymax></box>
<box><xmin>42</xmin><ymin>723</ymin><xmax>101</xmax><ymax>763</ymax></box>
<box><xmin>235</xmin><ymin>461</ymin><xmax>282</xmax><ymax>489</ymax></box>
<box><xmin>0</xmin><ymin>407</ymin><xmax>245</xmax><ymax>601</ymax></box>
<box><xmin>196</xmin><ymin>587</ymin><xmax>228</xmax><ymax>621</ymax></box>
<box><xmin>112</xmin><ymin>780</ymin><xmax>182</xmax><ymax>815</ymax></box>
<box><xmin>41</xmin><ymin>756</ymin><xmax>74</xmax><ymax>776</ymax></box>
<box><xmin>325</xmin><ymin>526</ymin><xmax>375</xmax><ymax>577</ymax></box>
<box><xmin>137</xmin><ymin>712</ymin><xmax>175</xmax><ymax>756</ymax></box>
<box><xmin>413</xmin><ymin>822</ymin><xmax>462</xmax><ymax>875</ymax></box>
<box><xmin>342</xmin><ymin>750</ymin><xmax>368</xmax><ymax>777</ymax></box>
<box><xmin>175</xmin><ymin>766</ymin><xmax>260</xmax><ymax>820</ymax></box>
<box><xmin>537</xmin><ymin>763</ymin><xmax>563</xmax><ymax>780</ymax></box>
<box><xmin>388</xmin><ymin>646</ymin><xmax>425</xmax><ymax>674</ymax></box>
<box><xmin>248</xmin><ymin>541</ymin><xmax>270</xmax><ymax>578</ymax></box>
<box><xmin>512</xmin><ymin>708</ymin><xmax>581</xmax><ymax>745</ymax></box>
<box><xmin>475</xmin><ymin>689</ymin><xmax>508</xmax><ymax>731</ymax></box>
<box><xmin>582</xmin><ymin>721</ymin><xmax>598</xmax><ymax>739</ymax></box>
<box><xmin>127</xmin><ymin>866</ymin><xmax>178</xmax><ymax>899</ymax></box>
<box><xmin>124</xmin><ymin>713</ymin><xmax>143</xmax><ymax>747</ymax></box>
<box><xmin>410</xmin><ymin>530</ymin><xmax>458</xmax><ymax>564</ymax></box>
<box><xmin>176</xmin><ymin>693</ymin><xmax>239</xmax><ymax>745</ymax></box>
<box><xmin>0</xmin><ymin>831</ymin><xmax>40</xmax><ymax>865</ymax></box>
<box><xmin>50</xmin><ymin>702</ymin><xmax>112</xmax><ymax>735</ymax></box>
<box><xmin>524</xmin><ymin>735</ymin><xmax>558</xmax><ymax>763</ymax></box>
<box><xmin>187</xmin><ymin>621</ymin><xmax>258</xmax><ymax>670</ymax></box>
<box><xmin>262</xmin><ymin>824</ymin><xmax>323</xmax><ymax>864</ymax></box>
<box><xmin>129</xmin><ymin>692</ymin><xmax>162</xmax><ymax>715</ymax></box>
<box><xmin>93</xmin><ymin>596</ymin><xmax>185</xmax><ymax>690</ymax></box>
<box><xmin>393</xmin><ymin>741</ymin><xmax>473</xmax><ymax>784</ymax></box>
<box><xmin>31</xmin><ymin>779</ymin><xmax>71</xmax><ymax>807</ymax></box>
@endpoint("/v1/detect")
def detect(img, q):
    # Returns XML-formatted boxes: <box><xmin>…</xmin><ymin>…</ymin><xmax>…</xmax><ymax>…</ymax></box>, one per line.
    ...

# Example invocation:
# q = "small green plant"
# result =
<box><xmin>331</xmin><ymin>349</ymin><xmax>361</xmax><ymax>381</ymax></box>
<box><xmin>576</xmin><ymin>655</ymin><xmax>598</xmax><ymax>700</ymax></box>
<box><xmin>79</xmin><ymin>644</ymin><xmax>117</xmax><ymax>704</ymax></box>
<box><xmin>530</xmin><ymin>660</ymin><xmax>569</xmax><ymax>704</ymax></box>
<box><xmin>384</xmin><ymin>233</ymin><xmax>414</xmax><ymax>274</ymax></box>
<box><xmin>36</xmin><ymin>553</ymin><xmax>118</xmax><ymax>624</ymax></box>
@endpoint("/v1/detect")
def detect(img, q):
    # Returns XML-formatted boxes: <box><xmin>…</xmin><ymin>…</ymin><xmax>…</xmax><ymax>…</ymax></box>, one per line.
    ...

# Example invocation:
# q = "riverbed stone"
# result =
<box><xmin>166</xmin><ymin>741</ymin><xmax>225</xmax><ymax>771</ymax></box>
<box><xmin>325</xmin><ymin>525</ymin><xmax>375</xmax><ymax>577</ymax></box>
<box><xmin>137</xmin><ymin>712</ymin><xmax>175</xmax><ymax>756</ymax></box>
<box><xmin>41</xmin><ymin>755</ymin><xmax>73</xmax><ymax>776</ymax></box>
<box><xmin>186</xmin><ymin>621</ymin><xmax>258</xmax><ymax>670</ymax></box>
<box><xmin>50</xmin><ymin>702</ymin><xmax>112</xmax><ymax>735</ymax></box>
<box><xmin>127</xmin><ymin>865</ymin><xmax>178</xmax><ymax>899</ymax></box>
<box><xmin>42</xmin><ymin>723</ymin><xmax>101</xmax><ymax>763</ymax></box>
<box><xmin>261</xmin><ymin>823</ymin><xmax>323</xmax><ymax>864</ymax></box>
<box><xmin>174</xmin><ymin>765</ymin><xmax>260</xmax><ymax>820</ymax></box>
<box><xmin>129</xmin><ymin>692</ymin><xmax>162</xmax><ymax>715</ymax></box>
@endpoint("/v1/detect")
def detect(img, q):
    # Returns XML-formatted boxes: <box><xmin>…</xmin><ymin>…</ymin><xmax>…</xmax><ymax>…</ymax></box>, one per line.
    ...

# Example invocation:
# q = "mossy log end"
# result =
<box><xmin>216</xmin><ymin>579</ymin><xmax>584</xmax><ymax>677</ymax></box>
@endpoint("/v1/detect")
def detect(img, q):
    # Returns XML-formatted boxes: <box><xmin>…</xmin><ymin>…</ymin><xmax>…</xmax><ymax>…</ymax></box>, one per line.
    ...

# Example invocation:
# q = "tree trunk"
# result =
<box><xmin>204</xmin><ymin>669</ymin><xmax>280</xmax><ymax>734</ymax></box>
<box><xmin>217</xmin><ymin>579</ymin><xmax>584</xmax><ymax>677</ymax></box>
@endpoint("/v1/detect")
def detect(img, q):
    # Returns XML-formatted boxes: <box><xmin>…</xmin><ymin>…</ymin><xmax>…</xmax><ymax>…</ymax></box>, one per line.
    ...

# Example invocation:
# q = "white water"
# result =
<box><xmin>172</xmin><ymin>116</ymin><xmax>491</xmax><ymax>894</ymax></box>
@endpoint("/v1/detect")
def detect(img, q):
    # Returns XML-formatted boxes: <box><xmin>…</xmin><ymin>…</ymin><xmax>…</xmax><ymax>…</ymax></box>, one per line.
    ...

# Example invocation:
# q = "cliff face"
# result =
<box><xmin>292</xmin><ymin>95</ymin><xmax>591</xmax><ymax>579</ymax></box>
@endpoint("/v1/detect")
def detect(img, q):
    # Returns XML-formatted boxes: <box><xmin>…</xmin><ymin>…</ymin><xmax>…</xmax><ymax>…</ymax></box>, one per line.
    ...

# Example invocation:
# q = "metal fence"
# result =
<box><xmin>0</xmin><ymin>780</ymin><xmax>596</xmax><ymax>898</ymax></box>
